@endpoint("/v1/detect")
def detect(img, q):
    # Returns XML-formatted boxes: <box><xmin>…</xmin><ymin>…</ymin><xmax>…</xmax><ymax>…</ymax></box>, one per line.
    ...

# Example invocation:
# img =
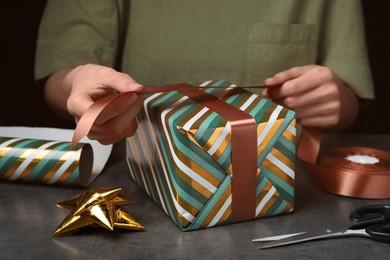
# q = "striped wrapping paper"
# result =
<box><xmin>0</xmin><ymin>137</ymin><xmax>92</xmax><ymax>186</ymax></box>
<box><xmin>126</xmin><ymin>80</ymin><xmax>296</xmax><ymax>230</ymax></box>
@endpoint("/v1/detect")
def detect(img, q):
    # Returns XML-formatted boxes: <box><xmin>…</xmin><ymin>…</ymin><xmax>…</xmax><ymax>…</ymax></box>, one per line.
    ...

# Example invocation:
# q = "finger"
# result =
<box><xmin>266</xmin><ymin>66</ymin><xmax>336</xmax><ymax>99</ymax></box>
<box><xmin>281</xmin><ymin>82</ymin><xmax>339</xmax><ymax>110</ymax></box>
<box><xmin>94</xmin><ymin>93</ymin><xmax>142</xmax><ymax>125</ymax></box>
<box><xmin>263</xmin><ymin>66</ymin><xmax>311</xmax><ymax>97</ymax></box>
<box><xmin>106</xmin><ymin>118</ymin><xmax>138</xmax><ymax>143</ymax></box>
<box><xmin>78</xmin><ymin>64</ymin><xmax>144</xmax><ymax>94</ymax></box>
<box><xmin>265</xmin><ymin>65</ymin><xmax>315</xmax><ymax>85</ymax></box>
<box><xmin>294</xmin><ymin>101</ymin><xmax>340</xmax><ymax>120</ymax></box>
<box><xmin>88</xmin><ymin>97</ymin><xmax>142</xmax><ymax>139</ymax></box>
<box><xmin>298</xmin><ymin>115</ymin><xmax>340</xmax><ymax>128</ymax></box>
<box><xmin>268</xmin><ymin>70</ymin><xmax>328</xmax><ymax>99</ymax></box>
<box><xmin>93</xmin><ymin>119</ymin><xmax>138</xmax><ymax>145</ymax></box>
<box><xmin>88</xmin><ymin>119</ymin><xmax>139</xmax><ymax>144</ymax></box>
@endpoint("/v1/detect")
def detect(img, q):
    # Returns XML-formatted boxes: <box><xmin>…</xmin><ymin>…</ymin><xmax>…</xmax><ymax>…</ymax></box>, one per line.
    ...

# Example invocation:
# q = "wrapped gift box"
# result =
<box><xmin>126</xmin><ymin>80</ymin><xmax>296</xmax><ymax>231</ymax></box>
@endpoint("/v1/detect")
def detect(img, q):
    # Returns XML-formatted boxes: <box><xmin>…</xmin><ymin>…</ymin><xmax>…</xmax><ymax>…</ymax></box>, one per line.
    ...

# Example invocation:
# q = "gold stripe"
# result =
<box><xmin>177</xmin><ymin>213</ymin><xmax>192</xmax><ymax>228</ymax></box>
<box><xmin>55</xmin><ymin>162</ymin><xmax>80</xmax><ymax>184</ymax></box>
<box><xmin>256</xmin><ymin>181</ymin><xmax>273</xmax><ymax>207</ymax></box>
<box><xmin>176</xmin><ymin>194</ymin><xmax>201</xmax><ymax>219</ymax></box>
<box><xmin>3</xmin><ymin>148</ymin><xmax>35</xmax><ymax>179</ymax></box>
<box><xmin>164</xmin><ymin>104</ymin><xmax>222</xmax><ymax>197</ymax></box>
<box><xmin>200</xmin><ymin>184</ymin><xmax>231</xmax><ymax>228</ymax></box>
<box><xmin>138</xmin><ymin>107</ymin><xmax>185</xmax><ymax>219</ymax></box>
<box><xmin>151</xmin><ymin>99</ymin><xmax>205</xmax><ymax>225</ymax></box>
<box><xmin>173</xmin><ymin>155</ymin><xmax>214</xmax><ymax>198</ymax></box>
<box><xmin>192</xmin><ymin>107</ymin><xmax>219</xmax><ymax>130</ymax></box>
<box><xmin>257</xmin><ymin>118</ymin><xmax>284</xmax><ymax>156</ymax></box>
<box><xmin>129</xmin><ymin>130</ymin><xmax>150</xmax><ymax>187</ymax></box>
<box><xmin>41</xmin><ymin>151</ymin><xmax>75</xmax><ymax>182</ymax></box>
<box><xmin>207</xmin><ymin>126</ymin><xmax>232</xmax><ymax>161</ymax></box>
<box><xmin>244</xmin><ymin>95</ymin><xmax>261</xmax><ymax>113</ymax></box>
<box><xmin>282</xmin><ymin>119</ymin><xmax>297</xmax><ymax>143</ymax></box>
<box><xmin>178</xmin><ymin>154</ymin><xmax>220</xmax><ymax>190</ymax></box>
<box><xmin>282</xmin><ymin>202</ymin><xmax>294</xmax><ymax>214</ymax></box>
<box><xmin>19</xmin><ymin>150</ymin><xmax>52</xmax><ymax>180</ymax></box>
<box><xmin>226</xmin><ymin>164</ymin><xmax>233</xmax><ymax>175</ymax></box>
<box><xmin>270</xmin><ymin>148</ymin><xmax>295</xmax><ymax>173</ymax></box>
<box><xmin>218</xmin><ymin>203</ymin><xmax>232</xmax><ymax>225</ymax></box>
<box><xmin>0</xmin><ymin>147</ymin><xmax>12</xmax><ymax>157</ymax></box>
<box><xmin>258</xmin><ymin>188</ymin><xmax>280</xmax><ymax>217</ymax></box>
<box><xmin>186</xmin><ymin>125</ymin><xmax>232</xmax><ymax>165</ymax></box>
<box><xmin>262</xmin><ymin>157</ymin><xmax>294</xmax><ymax>186</ymax></box>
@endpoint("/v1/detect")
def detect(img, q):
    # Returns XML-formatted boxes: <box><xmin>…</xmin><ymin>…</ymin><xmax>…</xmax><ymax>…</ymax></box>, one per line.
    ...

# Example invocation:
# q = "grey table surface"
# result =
<box><xmin>1</xmin><ymin>134</ymin><xmax>390</xmax><ymax>259</ymax></box>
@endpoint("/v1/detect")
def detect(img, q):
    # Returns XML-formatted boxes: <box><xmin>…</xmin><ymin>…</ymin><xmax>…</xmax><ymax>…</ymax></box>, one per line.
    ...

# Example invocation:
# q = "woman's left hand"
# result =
<box><xmin>262</xmin><ymin>65</ymin><xmax>359</xmax><ymax>130</ymax></box>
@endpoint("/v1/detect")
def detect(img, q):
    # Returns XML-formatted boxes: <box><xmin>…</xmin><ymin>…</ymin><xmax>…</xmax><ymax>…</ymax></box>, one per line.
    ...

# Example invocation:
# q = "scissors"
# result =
<box><xmin>252</xmin><ymin>205</ymin><xmax>390</xmax><ymax>249</ymax></box>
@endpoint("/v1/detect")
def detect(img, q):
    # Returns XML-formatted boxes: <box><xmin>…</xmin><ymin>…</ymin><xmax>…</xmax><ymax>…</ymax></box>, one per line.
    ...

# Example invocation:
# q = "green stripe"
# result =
<box><xmin>62</xmin><ymin>168</ymin><xmax>81</xmax><ymax>185</ymax></box>
<box><xmin>217</xmin><ymin>142</ymin><xmax>232</xmax><ymax>171</ymax></box>
<box><xmin>193</xmin><ymin>112</ymin><xmax>225</xmax><ymax>146</ymax></box>
<box><xmin>186</xmin><ymin>175</ymin><xmax>232</xmax><ymax>230</ymax></box>
<box><xmin>126</xmin><ymin>141</ymin><xmax>142</xmax><ymax>185</ymax></box>
<box><xmin>30</xmin><ymin>142</ymin><xmax>71</xmax><ymax>181</ymax></box>
<box><xmin>0</xmin><ymin>139</ymin><xmax>46</xmax><ymax>177</ymax></box>
<box><xmin>129</xmin><ymin>81</ymin><xmax>296</xmax><ymax>230</ymax></box>
<box><xmin>154</xmin><ymin>100</ymin><xmax>209</xmax><ymax>209</ymax></box>
<box><xmin>256</xmin><ymin>173</ymin><xmax>269</xmax><ymax>196</ymax></box>
<box><xmin>256</xmin><ymin>102</ymin><xmax>275</xmax><ymax>124</ymax></box>
<box><xmin>193</xmin><ymin>92</ymin><xmax>247</xmax><ymax>144</ymax></box>
<box><xmin>0</xmin><ymin>137</ymin><xmax>12</xmax><ymax>143</ymax></box>
<box><xmin>170</xmin><ymin>128</ymin><xmax>220</xmax><ymax>207</ymax></box>
<box><xmin>168</xmin><ymin>100</ymin><xmax>228</xmax><ymax>182</ymax></box>
<box><xmin>276</xmin><ymin>134</ymin><xmax>296</xmax><ymax>159</ymax></box>
<box><xmin>257</xmin><ymin>110</ymin><xmax>295</xmax><ymax>167</ymax></box>
<box><xmin>259</xmin><ymin>166</ymin><xmax>294</xmax><ymax>204</ymax></box>
<box><xmin>248</xmin><ymin>98</ymin><xmax>270</xmax><ymax>121</ymax></box>
<box><xmin>264</xmin><ymin>196</ymin><xmax>287</xmax><ymax>217</ymax></box>
<box><xmin>132</xmin><ymin>133</ymin><xmax>155</xmax><ymax>196</ymax></box>
<box><xmin>134</xmin><ymin>110</ymin><xmax>177</xmax><ymax>217</ymax></box>
<box><xmin>145</xmin><ymin>101</ymin><xmax>197</xmax><ymax>227</ymax></box>
<box><xmin>26</xmin><ymin>142</ymin><xmax>83</xmax><ymax>184</ymax></box>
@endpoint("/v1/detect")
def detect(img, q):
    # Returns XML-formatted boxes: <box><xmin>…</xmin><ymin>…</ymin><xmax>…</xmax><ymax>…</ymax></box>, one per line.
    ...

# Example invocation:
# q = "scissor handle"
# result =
<box><xmin>349</xmin><ymin>205</ymin><xmax>390</xmax><ymax>229</ymax></box>
<box><xmin>366</xmin><ymin>223</ymin><xmax>390</xmax><ymax>243</ymax></box>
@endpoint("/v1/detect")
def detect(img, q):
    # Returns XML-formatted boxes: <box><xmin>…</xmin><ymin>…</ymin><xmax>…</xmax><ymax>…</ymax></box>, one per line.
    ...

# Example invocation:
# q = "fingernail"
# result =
<box><xmin>262</xmin><ymin>89</ymin><xmax>268</xmax><ymax>97</ymax></box>
<box><xmin>128</xmin><ymin>93</ymin><xmax>138</xmax><ymax>104</ymax></box>
<box><xmin>128</xmin><ymin>82</ymin><xmax>142</xmax><ymax>90</ymax></box>
<box><xmin>265</xmin><ymin>78</ymin><xmax>273</xmax><ymax>85</ymax></box>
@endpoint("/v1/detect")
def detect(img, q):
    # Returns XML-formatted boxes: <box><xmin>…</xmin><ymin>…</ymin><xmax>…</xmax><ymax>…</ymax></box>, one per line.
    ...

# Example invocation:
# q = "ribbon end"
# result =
<box><xmin>70</xmin><ymin>130</ymin><xmax>82</xmax><ymax>150</ymax></box>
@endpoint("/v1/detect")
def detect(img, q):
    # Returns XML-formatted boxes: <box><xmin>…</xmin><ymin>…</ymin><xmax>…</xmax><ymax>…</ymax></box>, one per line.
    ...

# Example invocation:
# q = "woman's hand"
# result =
<box><xmin>63</xmin><ymin>64</ymin><xmax>144</xmax><ymax>144</ymax></box>
<box><xmin>262</xmin><ymin>65</ymin><xmax>359</xmax><ymax>130</ymax></box>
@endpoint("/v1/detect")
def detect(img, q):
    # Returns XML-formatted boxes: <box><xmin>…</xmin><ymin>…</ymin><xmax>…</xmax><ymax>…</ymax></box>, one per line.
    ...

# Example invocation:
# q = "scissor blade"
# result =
<box><xmin>259</xmin><ymin>231</ymin><xmax>344</xmax><ymax>249</ymax></box>
<box><xmin>259</xmin><ymin>229</ymin><xmax>368</xmax><ymax>249</ymax></box>
<box><xmin>252</xmin><ymin>232</ymin><xmax>305</xmax><ymax>242</ymax></box>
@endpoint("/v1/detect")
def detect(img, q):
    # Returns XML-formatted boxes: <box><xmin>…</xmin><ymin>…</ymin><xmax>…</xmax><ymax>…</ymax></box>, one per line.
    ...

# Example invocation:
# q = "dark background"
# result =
<box><xmin>1</xmin><ymin>1</ymin><xmax>389</xmax><ymax>132</ymax></box>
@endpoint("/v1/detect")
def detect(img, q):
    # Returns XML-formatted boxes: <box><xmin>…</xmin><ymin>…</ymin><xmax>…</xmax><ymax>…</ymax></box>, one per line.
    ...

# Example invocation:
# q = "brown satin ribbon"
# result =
<box><xmin>72</xmin><ymin>83</ymin><xmax>257</xmax><ymax>222</ymax></box>
<box><xmin>72</xmin><ymin>84</ymin><xmax>390</xmax><ymax>223</ymax></box>
<box><xmin>299</xmin><ymin>127</ymin><xmax>390</xmax><ymax>199</ymax></box>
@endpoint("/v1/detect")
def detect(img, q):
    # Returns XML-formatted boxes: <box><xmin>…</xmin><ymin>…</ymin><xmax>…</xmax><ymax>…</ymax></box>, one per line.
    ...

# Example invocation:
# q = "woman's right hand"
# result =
<box><xmin>63</xmin><ymin>64</ymin><xmax>144</xmax><ymax>144</ymax></box>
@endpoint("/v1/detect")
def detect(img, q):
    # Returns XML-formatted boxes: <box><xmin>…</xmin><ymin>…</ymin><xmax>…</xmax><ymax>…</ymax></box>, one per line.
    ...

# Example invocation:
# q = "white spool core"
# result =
<box><xmin>346</xmin><ymin>155</ymin><xmax>379</xmax><ymax>164</ymax></box>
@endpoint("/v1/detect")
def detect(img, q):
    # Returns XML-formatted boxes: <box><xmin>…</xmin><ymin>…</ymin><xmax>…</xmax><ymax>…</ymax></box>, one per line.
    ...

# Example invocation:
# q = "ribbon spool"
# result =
<box><xmin>298</xmin><ymin>128</ymin><xmax>390</xmax><ymax>199</ymax></box>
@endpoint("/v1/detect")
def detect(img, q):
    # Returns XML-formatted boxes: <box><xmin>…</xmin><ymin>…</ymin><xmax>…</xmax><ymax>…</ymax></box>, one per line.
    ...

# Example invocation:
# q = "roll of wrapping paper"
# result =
<box><xmin>72</xmin><ymin>84</ymin><xmax>390</xmax><ymax>199</ymax></box>
<box><xmin>0</xmin><ymin>136</ymin><xmax>93</xmax><ymax>186</ymax></box>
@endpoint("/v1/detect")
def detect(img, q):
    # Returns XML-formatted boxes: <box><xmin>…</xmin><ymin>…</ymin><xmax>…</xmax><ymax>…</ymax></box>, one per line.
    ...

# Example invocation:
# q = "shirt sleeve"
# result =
<box><xmin>318</xmin><ymin>0</ymin><xmax>374</xmax><ymax>99</ymax></box>
<box><xmin>34</xmin><ymin>0</ymin><xmax>125</xmax><ymax>81</ymax></box>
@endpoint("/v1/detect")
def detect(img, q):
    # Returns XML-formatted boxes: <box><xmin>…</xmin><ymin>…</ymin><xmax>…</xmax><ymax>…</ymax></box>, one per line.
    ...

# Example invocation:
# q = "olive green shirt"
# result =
<box><xmin>35</xmin><ymin>0</ymin><xmax>374</xmax><ymax>99</ymax></box>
